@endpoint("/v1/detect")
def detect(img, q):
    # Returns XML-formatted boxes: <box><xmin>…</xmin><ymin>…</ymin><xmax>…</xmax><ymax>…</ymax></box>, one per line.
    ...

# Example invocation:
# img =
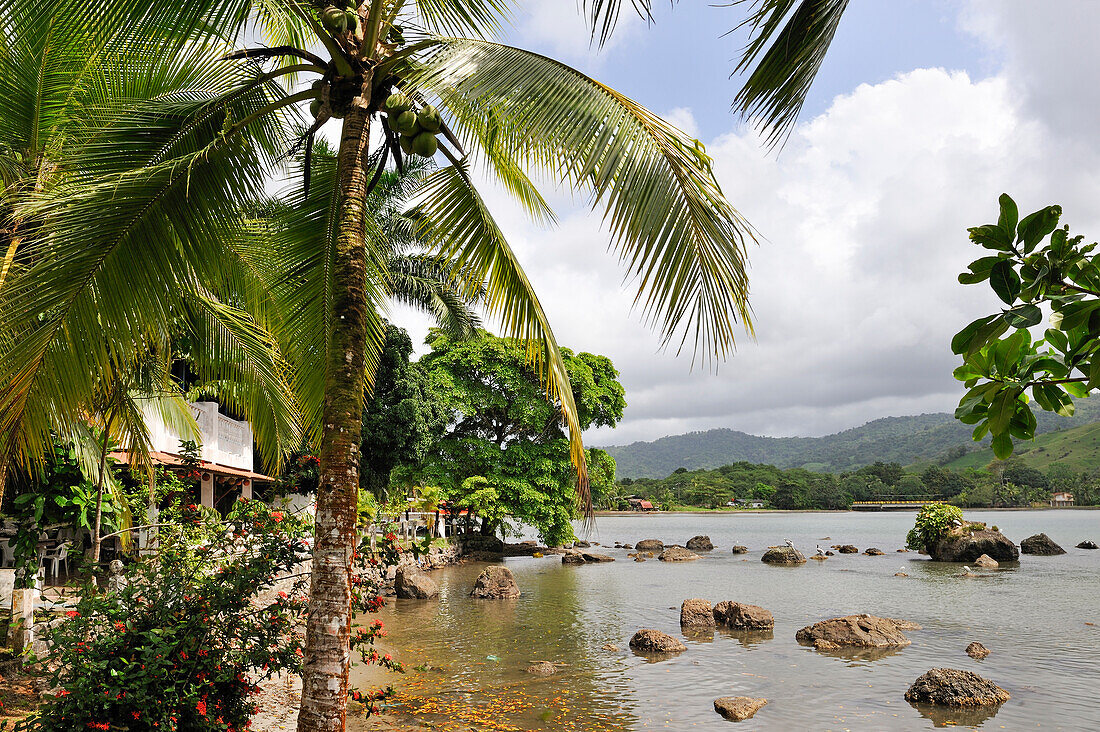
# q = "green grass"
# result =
<box><xmin>942</xmin><ymin>420</ymin><xmax>1100</xmax><ymax>472</ymax></box>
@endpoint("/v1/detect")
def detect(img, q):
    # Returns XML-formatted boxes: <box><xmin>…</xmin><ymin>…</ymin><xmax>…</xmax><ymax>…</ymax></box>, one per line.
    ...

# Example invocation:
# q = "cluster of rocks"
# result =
<box><xmin>678</xmin><ymin>598</ymin><xmax>774</xmax><ymax>631</ymax></box>
<box><xmin>562</xmin><ymin>549</ymin><xmax>614</xmax><ymax>565</ymax></box>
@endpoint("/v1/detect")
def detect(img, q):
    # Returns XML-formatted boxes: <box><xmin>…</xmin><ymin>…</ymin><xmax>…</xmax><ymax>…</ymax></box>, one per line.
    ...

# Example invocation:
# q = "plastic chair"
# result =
<box><xmin>42</xmin><ymin>542</ymin><xmax>69</xmax><ymax>579</ymax></box>
<box><xmin>0</xmin><ymin>538</ymin><xmax>14</xmax><ymax>568</ymax></box>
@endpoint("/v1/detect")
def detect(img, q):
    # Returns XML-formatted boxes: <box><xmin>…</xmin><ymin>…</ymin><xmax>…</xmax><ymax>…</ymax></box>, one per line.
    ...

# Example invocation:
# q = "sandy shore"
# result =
<box><xmin>252</xmin><ymin>673</ymin><xmax>428</xmax><ymax>732</ymax></box>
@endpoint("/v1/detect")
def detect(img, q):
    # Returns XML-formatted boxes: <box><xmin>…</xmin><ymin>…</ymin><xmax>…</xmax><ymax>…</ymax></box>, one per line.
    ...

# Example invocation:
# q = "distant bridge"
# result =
<box><xmin>851</xmin><ymin>497</ymin><xmax>946</xmax><ymax>511</ymax></box>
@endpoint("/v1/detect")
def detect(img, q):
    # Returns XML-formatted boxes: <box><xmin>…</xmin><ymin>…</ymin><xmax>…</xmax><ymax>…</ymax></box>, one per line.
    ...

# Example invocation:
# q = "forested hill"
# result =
<box><xmin>601</xmin><ymin>399</ymin><xmax>1100</xmax><ymax>479</ymax></box>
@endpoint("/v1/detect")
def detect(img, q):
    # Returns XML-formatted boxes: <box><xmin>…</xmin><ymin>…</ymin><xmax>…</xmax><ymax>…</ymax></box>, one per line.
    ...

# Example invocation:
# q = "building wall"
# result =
<box><xmin>142</xmin><ymin>401</ymin><xmax>254</xmax><ymax>471</ymax></box>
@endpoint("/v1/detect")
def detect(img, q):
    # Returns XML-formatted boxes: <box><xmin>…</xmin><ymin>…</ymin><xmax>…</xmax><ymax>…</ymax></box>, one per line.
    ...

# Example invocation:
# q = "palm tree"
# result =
<box><xmin>3</xmin><ymin>1</ymin><xmax>756</xmax><ymax>728</ymax></box>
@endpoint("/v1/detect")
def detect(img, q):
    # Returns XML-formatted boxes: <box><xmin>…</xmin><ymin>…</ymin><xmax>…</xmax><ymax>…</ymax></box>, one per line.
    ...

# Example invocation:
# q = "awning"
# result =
<box><xmin>639</xmin><ymin>500</ymin><xmax>654</xmax><ymax>510</ymax></box>
<box><xmin>109</xmin><ymin>450</ymin><xmax>274</xmax><ymax>482</ymax></box>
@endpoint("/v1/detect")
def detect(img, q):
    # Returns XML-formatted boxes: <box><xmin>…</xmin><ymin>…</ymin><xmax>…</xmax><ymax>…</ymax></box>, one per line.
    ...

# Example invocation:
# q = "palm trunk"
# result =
<box><xmin>297</xmin><ymin>89</ymin><xmax>373</xmax><ymax>732</ymax></box>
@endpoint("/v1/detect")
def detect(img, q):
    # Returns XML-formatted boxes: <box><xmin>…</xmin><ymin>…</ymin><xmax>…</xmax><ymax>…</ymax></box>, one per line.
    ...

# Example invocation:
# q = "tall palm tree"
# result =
<box><xmin>3</xmin><ymin>1</ymin><xmax>756</xmax><ymax>729</ymax></box>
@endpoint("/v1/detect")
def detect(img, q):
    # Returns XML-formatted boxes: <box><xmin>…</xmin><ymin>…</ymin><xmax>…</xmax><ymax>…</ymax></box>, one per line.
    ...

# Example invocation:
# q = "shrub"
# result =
<box><xmin>906</xmin><ymin>503</ymin><xmax>964</xmax><ymax>551</ymax></box>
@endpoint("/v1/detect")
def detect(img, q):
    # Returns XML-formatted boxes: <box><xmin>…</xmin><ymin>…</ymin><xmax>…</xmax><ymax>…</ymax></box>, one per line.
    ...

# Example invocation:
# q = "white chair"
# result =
<box><xmin>41</xmin><ymin>542</ymin><xmax>69</xmax><ymax>579</ymax></box>
<box><xmin>0</xmin><ymin>538</ymin><xmax>14</xmax><ymax>568</ymax></box>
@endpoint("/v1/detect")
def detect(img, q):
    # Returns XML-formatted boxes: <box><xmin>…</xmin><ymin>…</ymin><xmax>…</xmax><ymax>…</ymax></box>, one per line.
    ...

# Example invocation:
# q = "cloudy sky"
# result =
<box><xmin>390</xmin><ymin>0</ymin><xmax>1100</xmax><ymax>447</ymax></box>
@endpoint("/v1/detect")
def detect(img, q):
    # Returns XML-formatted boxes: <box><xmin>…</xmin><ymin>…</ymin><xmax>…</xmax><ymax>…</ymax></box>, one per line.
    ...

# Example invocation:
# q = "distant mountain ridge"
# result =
<box><xmin>600</xmin><ymin>400</ymin><xmax>1100</xmax><ymax>479</ymax></box>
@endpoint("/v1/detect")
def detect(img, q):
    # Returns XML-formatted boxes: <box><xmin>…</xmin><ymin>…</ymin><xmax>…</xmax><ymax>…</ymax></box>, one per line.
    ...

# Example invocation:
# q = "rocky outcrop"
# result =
<box><xmin>685</xmin><ymin>535</ymin><xmax>714</xmax><ymax>551</ymax></box>
<box><xmin>731</xmin><ymin>545</ymin><xmax>749</xmax><ymax>554</ymax></box>
<box><xmin>562</xmin><ymin>550</ymin><xmax>614</xmax><ymax>565</ymax></box>
<box><xmin>635</xmin><ymin>539</ymin><xmax>664</xmax><ymax>552</ymax></box>
<box><xmin>1078</xmin><ymin>540</ymin><xmax>1099</xmax><ymax>549</ymax></box>
<box><xmin>680</xmin><ymin>599</ymin><xmax>715</xmax><ymax>628</ymax></box>
<box><xmin>713</xmin><ymin>696</ymin><xmax>767</xmax><ymax>722</ymax></box>
<box><xmin>929</xmin><ymin>528</ymin><xmax>1019</xmax><ymax>563</ymax></box>
<box><xmin>460</xmin><ymin>534</ymin><xmax>505</xmax><ymax>557</ymax></box>
<box><xmin>966</xmin><ymin>642</ymin><xmax>990</xmax><ymax>659</ymax></box>
<box><xmin>904</xmin><ymin>668</ymin><xmax>1009</xmax><ymax>707</ymax></box>
<box><xmin>973</xmin><ymin>554</ymin><xmax>998</xmax><ymax>568</ymax></box>
<box><xmin>469</xmin><ymin>566</ymin><xmax>520</xmax><ymax>599</ymax></box>
<box><xmin>713</xmin><ymin>601</ymin><xmax>774</xmax><ymax>630</ymax></box>
<box><xmin>573</xmin><ymin>540</ymin><xmax>591</xmax><ymax>548</ymax></box>
<box><xmin>526</xmin><ymin>661</ymin><xmax>556</xmax><ymax>676</ymax></box>
<box><xmin>835</xmin><ymin>545</ymin><xmax>859</xmax><ymax>554</ymax></box>
<box><xmin>814</xmin><ymin>639</ymin><xmax>840</xmax><ymax>651</ymax></box>
<box><xmin>582</xmin><ymin>552</ymin><xmax>614</xmax><ymax>563</ymax></box>
<box><xmin>761</xmin><ymin>547</ymin><xmax>806</xmax><ymax>565</ymax></box>
<box><xmin>1020</xmin><ymin>533</ymin><xmax>1065</xmax><ymax>555</ymax></box>
<box><xmin>562</xmin><ymin>551</ymin><xmax>586</xmax><ymax>565</ymax></box>
<box><xmin>864</xmin><ymin>548</ymin><xmax>885</xmax><ymax>556</ymax></box>
<box><xmin>503</xmin><ymin>541</ymin><xmax>549</xmax><ymax>557</ymax></box>
<box><xmin>796</xmin><ymin>615</ymin><xmax>917</xmax><ymax>649</ymax></box>
<box><xmin>659</xmin><ymin>546</ymin><xmax>700</xmax><ymax>562</ymax></box>
<box><xmin>394</xmin><ymin>566</ymin><xmax>440</xmax><ymax>599</ymax></box>
<box><xmin>629</xmin><ymin>629</ymin><xmax>686</xmax><ymax>655</ymax></box>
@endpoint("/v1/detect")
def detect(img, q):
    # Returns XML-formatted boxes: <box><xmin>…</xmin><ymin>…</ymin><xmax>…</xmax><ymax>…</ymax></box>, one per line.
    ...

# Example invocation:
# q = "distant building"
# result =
<box><xmin>734</xmin><ymin>499</ymin><xmax>766</xmax><ymax>509</ymax></box>
<box><xmin>627</xmin><ymin>498</ymin><xmax>656</xmax><ymax>512</ymax></box>
<box><xmin>1051</xmin><ymin>491</ymin><xmax>1075</xmax><ymax>507</ymax></box>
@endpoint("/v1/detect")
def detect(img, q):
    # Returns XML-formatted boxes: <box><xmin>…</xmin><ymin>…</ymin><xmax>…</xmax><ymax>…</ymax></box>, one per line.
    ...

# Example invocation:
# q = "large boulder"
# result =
<box><xmin>680</xmin><ymin>599</ymin><xmax>715</xmax><ymax>628</ymax></box>
<box><xmin>1020</xmin><ymin>533</ymin><xmax>1065</xmax><ymax>556</ymax></box>
<box><xmin>966</xmin><ymin>642</ymin><xmax>991</xmax><ymax>659</ymax></box>
<box><xmin>929</xmin><ymin>528</ymin><xmax>1019</xmax><ymax>563</ymax></box>
<box><xmin>713</xmin><ymin>601</ymin><xmax>774</xmax><ymax>630</ymax></box>
<box><xmin>460</xmin><ymin>534</ymin><xmax>505</xmax><ymax>556</ymax></box>
<box><xmin>503</xmin><ymin>541</ymin><xmax>549</xmax><ymax>557</ymax></box>
<box><xmin>863</xmin><ymin>547</ymin><xmax>885</xmax><ymax>556</ymax></box>
<box><xmin>685</xmin><ymin>535</ymin><xmax>714</xmax><ymax>551</ymax></box>
<box><xmin>731</xmin><ymin>545</ymin><xmax>749</xmax><ymax>554</ymax></box>
<box><xmin>394</xmin><ymin>566</ymin><xmax>440</xmax><ymax>599</ymax></box>
<box><xmin>796</xmin><ymin>615</ymin><xmax>918</xmax><ymax>649</ymax></box>
<box><xmin>628</xmin><ymin>629</ymin><xmax>686</xmax><ymax>655</ymax></box>
<box><xmin>761</xmin><ymin>546</ymin><xmax>806</xmax><ymax>565</ymax></box>
<box><xmin>713</xmin><ymin>696</ymin><xmax>767</xmax><ymax>722</ymax></box>
<box><xmin>1078</xmin><ymin>540</ymin><xmax>1099</xmax><ymax>549</ymax></box>
<box><xmin>564</xmin><ymin>550</ymin><xmax>615</xmax><ymax>564</ymax></box>
<box><xmin>635</xmin><ymin>539</ymin><xmax>664</xmax><ymax>552</ymax></box>
<box><xmin>561</xmin><ymin>551</ymin><xmax>586</xmax><ymax>565</ymax></box>
<box><xmin>582</xmin><ymin>552</ymin><xmax>615</xmax><ymax>563</ymax></box>
<box><xmin>469</xmin><ymin>566</ymin><xmax>520</xmax><ymax>599</ymax></box>
<box><xmin>659</xmin><ymin>546</ymin><xmax>700</xmax><ymax>562</ymax></box>
<box><xmin>904</xmin><ymin>668</ymin><xmax>1009</xmax><ymax>708</ymax></box>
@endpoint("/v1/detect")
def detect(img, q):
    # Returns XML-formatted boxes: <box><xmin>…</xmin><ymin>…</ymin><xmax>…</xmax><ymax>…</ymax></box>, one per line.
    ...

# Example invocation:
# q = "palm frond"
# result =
<box><xmin>403</xmin><ymin>39</ymin><xmax>755</xmax><ymax>365</ymax></box>
<box><xmin>413</xmin><ymin>0</ymin><xmax>515</xmax><ymax>39</ymax></box>
<box><xmin>582</xmin><ymin>0</ymin><xmax>655</xmax><ymax>48</ymax></box>
<box><xmin>387</xmin><ymin>253</ymin><xmax>483</xmax><ymax>339</ymax></box>
<box><xmin>729</xmin><ymin>0</ymin><xmax>850</xmax><ymax>147</ymax></box>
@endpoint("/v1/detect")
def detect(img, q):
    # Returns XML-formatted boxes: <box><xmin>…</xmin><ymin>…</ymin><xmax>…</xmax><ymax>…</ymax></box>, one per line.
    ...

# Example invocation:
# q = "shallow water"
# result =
<box><xmin>350</xmin><ymin>510</ymin><xmax>1100</xmax><ymax>731</ymax></box>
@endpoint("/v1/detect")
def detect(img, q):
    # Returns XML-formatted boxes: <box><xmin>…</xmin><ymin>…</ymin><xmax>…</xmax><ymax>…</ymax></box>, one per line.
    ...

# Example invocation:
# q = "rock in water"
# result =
<box><xmin>796</xmin><ymin>615</ymin><xmax>917</xmax><ymax>648</ymax></box>
<box><xmin>659</xmin><ymin>546</ymin><xmax>700</xmax><ymax>562</ymax></box>
<box><xmin>634</xmin><ymin>555</ymin><xmax>646</xmax><ymax>562</ymax></box>
<box><xmin>904</xmin><ymin>668</ymin><xmax>1009</xmax><ymax>707</ymax></box>
<box><xmin>621</xmin><ymin>543</ymin><xmax>634</xmax><ymax>549</ymax></box>
<box><xmin>713</xmin><ymin>696</ymin><xmax>767</xmax><ymax>722</ymax></box>
<box><xmin>635</xmin><ymin>539</ymin><xmax>664</xmax><ymax>551</ymax></box>
<box><xmin>573</xmin><ymin>540</ymin><xmax>591</xmax><ymax>548</ymax></box>
<box><xmin>628</xmin><ymin>629</ymin><xmax>686</xmax><ymax>655</ymax></box>
<box><xmin>469</xmin><ymin>566</ymin><xmax>520</xmax><ymax>599</ymax></box>
<box><xmin>526</xmin><ymin>661</ymin><xmax>556</xmax><ymax>676</ymax></box>
<box><xmin>713</xmin><ymin>601</ymin><xmax>774</xmax><ymax>630</ymax></box>
<box><xmin>929</xmin><ymin>528</ymin><xmax>1019</xmax><ymax>563</ymax></box>
<box><xmin>835</xmin><ymin>545</ymin><xmax>859</xmax><ymax>554</ymax></box>
<box><xmin>761</xmin><ymin>546</ymin><xmax>806</xmax><ymax>565</ymax></box>
<box><xmin>680</xmin><ymin>599</ymin><xmax>715</xmax><ymax>628</ymax></box>
<box><xmin>581</xmin><ymin>552</ymin><xmax>615</xmax><ymax>563</ymax></box>
<box><xmin>974</xmin><ymin>554</ymin><xmax>999</xmax><ymax>568</ymax></box>
<box><xmin>686</xmin><ymin>535</ymin><xmax>714</xmax><ymax>551</ymax></box>
<box><xmin>864</xmin><ymin>547</ymin><xmax>885</xmax><ymax>556</ymax></box>
<box><xmin>394</xmin><ymin>566</ymin><xmax>440</xmax><ymax>599</ymax></box>
<box><xmin>731</xmin><ymin>545</ymin><xmax>749</xmax><ymax>554</ymax></box>
<box><xmin>1077</xmin><ymin>540</ymin><xmax>1099</xmax><ymax>549</ymax></box>
<box><xmin>966</xmin><ymin>642</ymin><xmax>991</xmax><ymax>659</ymax></box>
<box><xmin>814</xmin><ymin>639</ymin><xmax>840</xmax><ymax>651</ymax></box>
<box><xmin>1020</xmin><ymin>533</ymin><xmax>1065</xmax><ymax>556</ymax></box>
<box><xmin>561</xmin><ymin>551</ymin><xmax>586</xmax><ymax>565</ymax></box>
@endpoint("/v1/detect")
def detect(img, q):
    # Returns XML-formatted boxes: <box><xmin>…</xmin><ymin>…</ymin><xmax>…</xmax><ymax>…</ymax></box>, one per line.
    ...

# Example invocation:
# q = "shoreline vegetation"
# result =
<box><xmin>593</xmin><ymin>506</ymin><xmax>1100</xmax><ymax>516</ymax></box>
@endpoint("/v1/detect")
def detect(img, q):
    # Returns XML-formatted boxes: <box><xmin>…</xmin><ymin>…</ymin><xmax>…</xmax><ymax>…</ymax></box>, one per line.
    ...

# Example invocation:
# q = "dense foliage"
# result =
<box><xmin>602</xmin><ymin>401</ymin><xmax>1100</xmax><ymax>479</ymax></box>
<box><xmin>953</xmin><ymin>195</ymin><xmax>1100</xmax><ymax>458</ymax></box>
<box><xmin>906</xmin><ymin>503</ymin><xmax>964</xmax><ymax>551</ymax></box>
<box><xmin>397</xmin><ymin>330</ymin><xmax>625</xmax><ymax>545</ymax></box>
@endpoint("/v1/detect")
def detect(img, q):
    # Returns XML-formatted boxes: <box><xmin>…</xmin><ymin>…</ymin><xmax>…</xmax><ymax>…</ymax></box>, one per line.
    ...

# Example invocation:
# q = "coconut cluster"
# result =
<box><xmin>318</xmin><ymin>0</ymin><xmax>358</xmax><ymax>34</ymax></box>
<box><xmin>381</xmin><ymin>94</ymin><xmax>441</xmax><ymax>158</ymax></box>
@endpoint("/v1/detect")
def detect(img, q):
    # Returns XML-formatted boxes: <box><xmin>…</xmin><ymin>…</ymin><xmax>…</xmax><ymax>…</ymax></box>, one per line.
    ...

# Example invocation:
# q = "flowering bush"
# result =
<box><xmin>3</xmin><ymin>499</ymin><xmax>310</xmax><ymax>732</ymax></box>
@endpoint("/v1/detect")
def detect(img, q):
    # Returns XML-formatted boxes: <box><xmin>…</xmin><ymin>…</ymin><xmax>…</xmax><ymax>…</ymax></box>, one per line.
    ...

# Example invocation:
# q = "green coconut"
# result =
<box><xmin>309</xmin><ymin>99</ymin><xmax>322</xmax><ymax>118</ymax></box>
<box><xmin>417</xmin><ymin>105</ymin><xmax>442</xmax><ymax>133</ymax></box>
<box><xmin>382</xmin><ymin>93</ymin><xmax>410</xmax><ymax>116</ymax></box>
<box><xmin>411</xmin><ymin>131</ymin><xmax>438</xmax><ymax>158</ymax></box>
<box><xmin>392</xmin><ymin>110</ymin><xmax>420</xmax><ymax>136</ymax></box>
<box><xmin>345</xmin><ymin>10</ymin><xmax>358</xmax><ymax>32</ymax></box>
<box><xmin>320</xmin><ymin>6</ymin><xmax>346</xmax><ymax>33</ymax></box>
<box><xmin>398</xmin><ymin>135</ymin><xmax>415</xmax><ymax>155</ymax></box>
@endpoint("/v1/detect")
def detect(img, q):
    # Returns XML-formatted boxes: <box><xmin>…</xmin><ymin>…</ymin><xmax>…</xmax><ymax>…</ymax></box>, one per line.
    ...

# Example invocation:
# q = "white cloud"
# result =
<box><xmin>512</xmin><ymin>0</ymin><xmax>644</xmax><ymax>64</ymax></box>
<box><xmin>394</xmin><ymin>3</ymin><xmax>1100</xmax><ymax>447</ymax></box>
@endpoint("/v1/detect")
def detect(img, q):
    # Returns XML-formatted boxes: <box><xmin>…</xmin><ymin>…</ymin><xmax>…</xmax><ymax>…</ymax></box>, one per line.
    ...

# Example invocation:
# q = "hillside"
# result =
<box><xmin>942</xmin><ymin>419</ymin><xmax>1100</xmax><ymax>473</ymax></box>
<box><xmin>601</xmin><ymin>399</ymin><xmax>1100</xmax><ymax>479</ymax></box>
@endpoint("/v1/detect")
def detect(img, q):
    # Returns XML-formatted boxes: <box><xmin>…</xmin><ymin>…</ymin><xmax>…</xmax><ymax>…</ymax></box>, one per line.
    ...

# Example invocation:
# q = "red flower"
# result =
<box><xmin>65</xmin><ymin>610</ymin><xmax>79</xmax><ymax>618</ymax></box>
<box><xmin>196</xmin><ymin>700</ymin><xmax>207</xmax><ymax>716</ymax></box>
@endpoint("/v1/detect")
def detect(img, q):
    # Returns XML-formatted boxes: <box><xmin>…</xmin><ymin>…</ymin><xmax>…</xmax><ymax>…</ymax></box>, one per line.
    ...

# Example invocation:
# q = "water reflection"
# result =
<box><xmin>909</xmin><ymin>701</ymin><xmax>1005</xmax><ymax>728</ymax></box>
<box><xmin>716</xmin><ymin>627</ymin><xmax>774</xmax><ymax>648</ymax></box>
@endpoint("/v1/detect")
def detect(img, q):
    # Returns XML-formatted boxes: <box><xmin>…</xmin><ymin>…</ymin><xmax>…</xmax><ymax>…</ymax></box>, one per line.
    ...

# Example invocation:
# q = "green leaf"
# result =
<box><xmin>1088</xmin><ymin>358</ymin><xmax>1100</xmax><ymax>389</ymax></box>
<box><xmin>972</xmin><ymin>421</ymin><xmax>989</xmax><ymax>441</ymax></box>
<box><xmin>989</xmin><ymin>259</ymin><xmax>1021</xmax><ymax>304</ymax></box>
<box><xmin>1050</xmin><ymin>228</ymin><xmax>1068</xmax><ymax>257</ymax></box>
<box><xmin>987</xmin><ymin>388</ymin><xmax>1019</xmax><ymax>435</ymax></box>
<box><xmin>991</xmin><ymin>432</ymin><xmax>1013</xmax><ymax>459</ymax></box>
<box><xmin>997</xmin><ymin>193</ymin><xmax>1018</xmax><ymax>236</ymax></box>
<box><xmin>958</xmin><ymin>256</ymin><xmax>1005</xmax><ymax>285</ymax></box>
<box><xmin>1064</xmin><ymin>381</ymin><xmax>1089</xmax><ymax>398</ymax></box>
<box><xmin>969</xmin><ymin>224</ymin><xmax>1011</xmax><ymax>251</ymax></box>
<box><xmin>1018</xmin><ymin>205</ymin><xmax>1062</xmax><ymax>251</ymax></box>
<box><xmin>1002</xmin><ymin>303</ymin><xmax>1042</xmax><ymax>329</ymax></box>
<box><xmin>952</xmin><ymin>315</ymin><xmax>997</xmax><ymax>355</ymax></box>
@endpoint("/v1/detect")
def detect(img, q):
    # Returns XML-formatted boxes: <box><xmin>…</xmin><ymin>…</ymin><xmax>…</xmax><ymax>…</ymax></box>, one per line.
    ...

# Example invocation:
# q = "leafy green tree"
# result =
<box><xmin>404</xmin><ymin>330</ymin><xmax>625</xmax><ymax>545</ymax></box>
<box><xmin>953</xmin><ymin>195</ymin><xmax>1100</xmax><ymax>458</ymax></box>
<box><xmin>360</xmin><ymin>325</ymin><xmax>447</xmax><ymax>500</ymax></box>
